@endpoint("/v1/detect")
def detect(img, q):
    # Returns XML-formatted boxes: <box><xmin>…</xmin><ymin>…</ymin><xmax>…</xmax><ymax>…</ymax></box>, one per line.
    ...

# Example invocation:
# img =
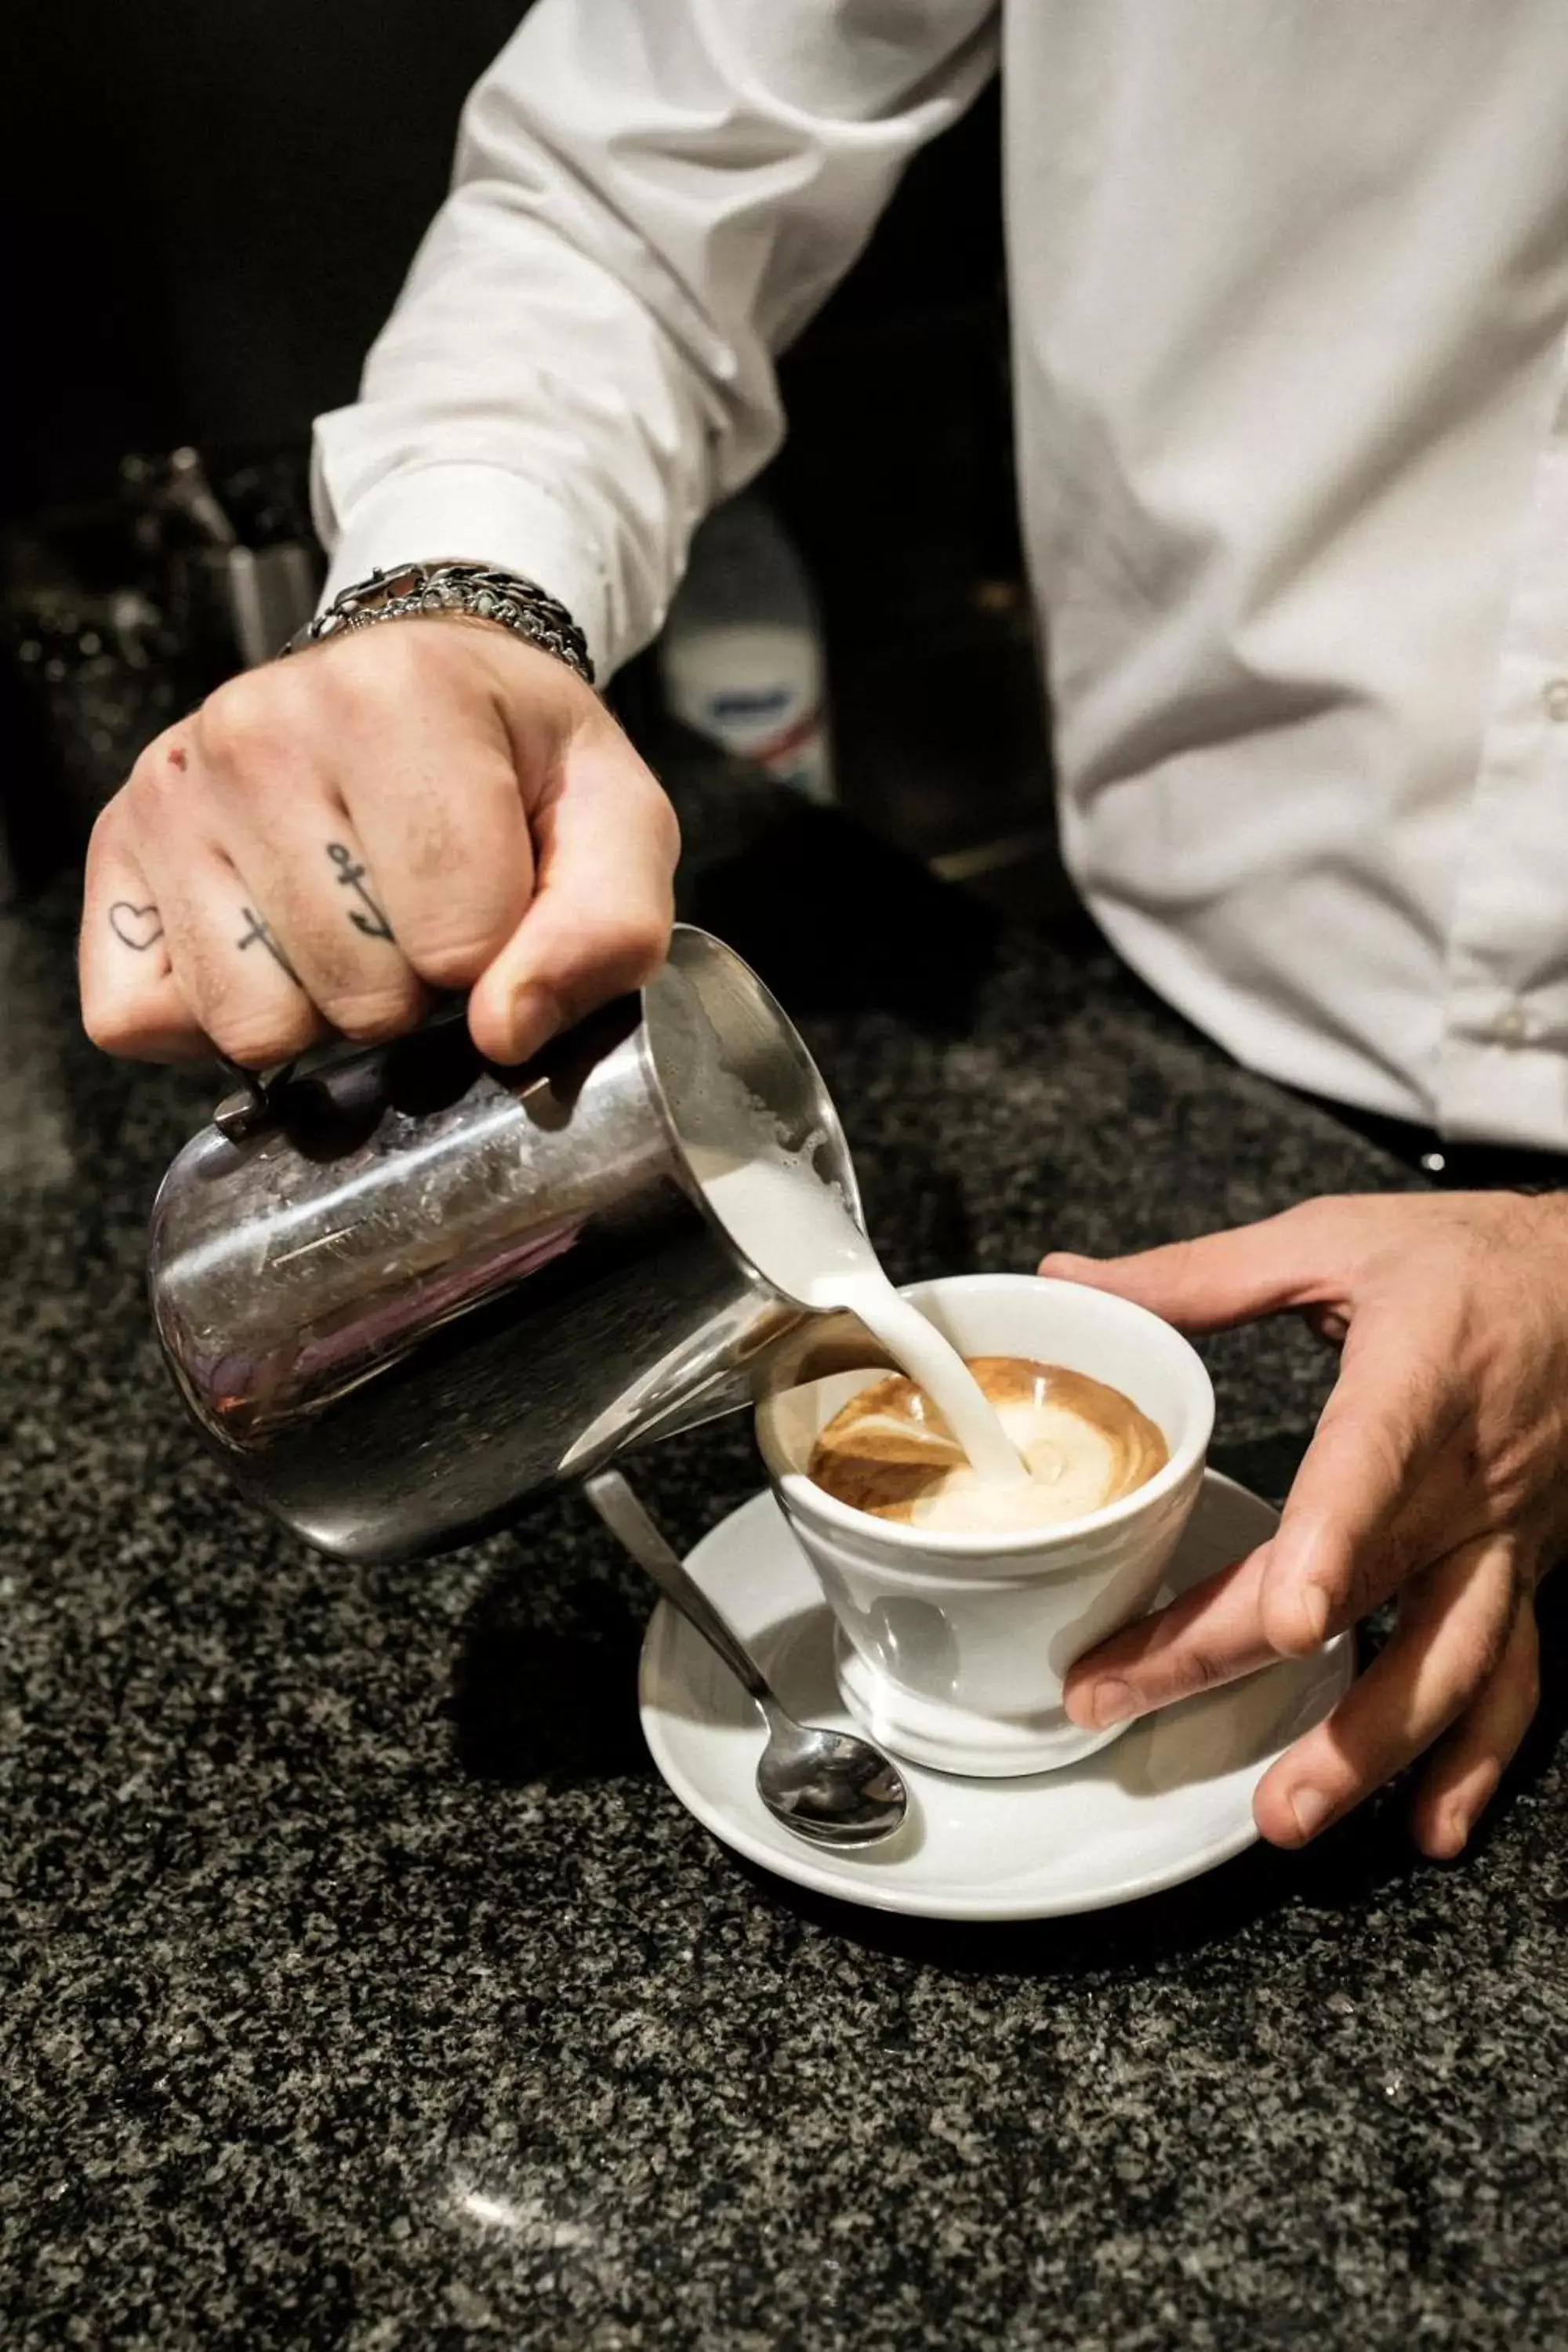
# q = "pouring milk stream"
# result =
<box><xmin>665</xmin><ymin>970</ymin><xmax>1028</xmax><ymax>1487</ymax></box>
<box><xmin>689</xmin><ymin>1149</ymin><xmax>1028</xmax><ymax>1486</ymax></box>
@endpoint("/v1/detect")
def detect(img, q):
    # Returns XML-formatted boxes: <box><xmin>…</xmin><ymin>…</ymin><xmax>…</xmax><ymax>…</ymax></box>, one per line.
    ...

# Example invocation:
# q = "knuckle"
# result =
<box><xmin>207</xmin><ymin>1002</ymin><xmax>318</xmax><ymax>1067</ymax></box>
<box><xmin>197</xmin><ymin>671</ymin><xmax>289</xmax><ymax>768</ymax></box>
<box><xmin>590</xmin><ymin>886</ymin><xmax>674</xmax><ymax>989</ymax></box>
<box><xmin>314</xmin><ymin>979</ymin><xmax>423</xmax><ymax>1044</ymax></box>
<box><xmin>401</xmin><ymin>924</ymin><xmax>500</xmax><ymax>991</ymax></box>
<box><xmin>1468</xmin><ymin>1614</ymin><xmax>1513</xmax><ymax>1693</ymax></box>
<box><xmin>1175</xmin><ymin>1643</ymin><xmax>1229</xmax><ymax>1696</ymax></box>
<box><xmin>543</xmin><ymin>906</ymin><xmax>672</xmax><ymax>1029</ymax></box>
<box><xmin>1341</xmin><ymin>1544</ymin><xmax>1380</xmax><ymax>1626</ymax></box>
<box><xmin>608</xmin><ymin>902</ymin><xmax>671</xmax><ymax>982</ymax></box>
<box><xmin>191</xmin><ymin>955</ymin><xmax>315</xmax><ymax>1066</ymax></box>
<box><xmin>82</xmin><ymin>993</ymin><xmax>140</xmax><ymax>1054</ymax></box>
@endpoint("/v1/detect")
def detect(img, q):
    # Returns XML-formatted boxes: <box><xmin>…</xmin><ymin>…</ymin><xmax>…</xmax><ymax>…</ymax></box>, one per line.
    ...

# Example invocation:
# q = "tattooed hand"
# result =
<box><xmin>78</xmin><ymin>618</ymin><xmax>678</xmax><ymax>1066</ymax></box>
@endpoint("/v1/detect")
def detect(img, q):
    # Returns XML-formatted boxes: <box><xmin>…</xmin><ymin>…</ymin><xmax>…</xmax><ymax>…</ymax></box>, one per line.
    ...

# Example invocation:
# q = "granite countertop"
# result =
<box><xmin>2</xmin><ymin>779</ymin><xmax>1566</xmax><ymax>2351</ymax></box>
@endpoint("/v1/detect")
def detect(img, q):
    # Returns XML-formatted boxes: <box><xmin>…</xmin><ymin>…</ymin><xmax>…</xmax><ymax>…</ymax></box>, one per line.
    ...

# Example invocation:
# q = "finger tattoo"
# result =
<box><xmin>326</xmin><ymin>841</ymin><xmax>394</xmax><ymax>942</ymax></box>
<box><xmin>236</xmin><ymin>905</ymin><xmax>301</xmax><ymax>984</ymax></box>
<box><xmin>108</xmin><ymin>902</ymin><xmax>165</xmax><ymax>952</ymax></box>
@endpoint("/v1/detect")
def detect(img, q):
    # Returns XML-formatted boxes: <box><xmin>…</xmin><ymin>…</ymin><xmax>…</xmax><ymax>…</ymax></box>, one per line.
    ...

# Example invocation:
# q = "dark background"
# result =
<box><xmin>3</xmin><ymin>4</ymin><xmax>1008</xmax><ymax>546</ymax></box>
<box><xmin>2</xmin><ymin>3</ymin><xmax>1052</xmax><ymax>887</ymax></box>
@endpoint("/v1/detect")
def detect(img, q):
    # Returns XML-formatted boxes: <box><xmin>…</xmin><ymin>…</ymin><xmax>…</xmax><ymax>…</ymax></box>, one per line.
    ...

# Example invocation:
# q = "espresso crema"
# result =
<box><xmin>808</xmin><ymin>1355</ymin><xmax>1168</xmax><ymax>1533</ymax></box>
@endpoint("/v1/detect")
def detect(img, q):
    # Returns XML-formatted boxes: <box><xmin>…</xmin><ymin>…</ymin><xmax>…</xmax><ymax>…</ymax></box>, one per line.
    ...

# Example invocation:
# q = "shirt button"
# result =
<box><xmin>1544</xmin><ymin>677</ymin><xmax>1568</xmax><ymax>722</ymax></box>
<box><xmin>1493</xmin><ymin>1004</ymin><xmax>1532</xmax><ymax>1043</ymax></box>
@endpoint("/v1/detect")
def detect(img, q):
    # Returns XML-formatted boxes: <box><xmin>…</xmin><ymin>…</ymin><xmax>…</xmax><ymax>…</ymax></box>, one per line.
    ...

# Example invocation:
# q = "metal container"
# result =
<box><xmin>149</xmin><ymin>927</ymin><xmax>886</xmax><ymax>1563</ymax></box>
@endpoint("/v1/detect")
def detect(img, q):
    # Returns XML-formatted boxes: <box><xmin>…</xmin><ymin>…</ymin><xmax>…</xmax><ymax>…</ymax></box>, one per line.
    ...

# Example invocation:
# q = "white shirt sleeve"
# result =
<box><xmin>311</xmin><ymin>0</ymin><xmax>998</xmax><ymax>678</ymax></box>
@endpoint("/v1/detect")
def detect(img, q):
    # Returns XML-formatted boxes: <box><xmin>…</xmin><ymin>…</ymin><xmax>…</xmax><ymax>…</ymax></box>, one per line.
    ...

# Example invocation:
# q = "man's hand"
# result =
<box><xmin>1041</xmin><ymin>1193</ymin><xmax>1568</xmax><ymax>1858</ymax></box>
<box><xmin>79</xmin><ymin>619</ymin><xmax>679</xmax><ymax>1067</ymax></box>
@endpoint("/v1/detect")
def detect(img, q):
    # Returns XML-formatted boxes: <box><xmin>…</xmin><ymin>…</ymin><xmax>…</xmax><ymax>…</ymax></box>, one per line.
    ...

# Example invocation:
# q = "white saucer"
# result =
<box><xmin>638</xmin><ymin>1471</ymin><xmax>1355</xmax><ymax>1921</ymax></box>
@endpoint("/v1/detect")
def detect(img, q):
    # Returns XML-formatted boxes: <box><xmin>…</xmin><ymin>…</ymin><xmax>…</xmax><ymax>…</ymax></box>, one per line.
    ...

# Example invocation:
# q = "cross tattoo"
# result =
<box><xmin>327</xmin><ymin>842</ymin><xmax>394</xmax><ymax>941</ymax></box>
<box><xmin>236</xmin><ymin>906</ymin><xmax>301</xmax><ymax>985</ymax></box>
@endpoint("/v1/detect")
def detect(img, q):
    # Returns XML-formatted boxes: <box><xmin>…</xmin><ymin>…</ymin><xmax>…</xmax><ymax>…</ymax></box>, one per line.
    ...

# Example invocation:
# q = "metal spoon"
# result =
<box><xmin>585</xmin><ymin>1470</ymin><xmax>908</xmax><ymax>1847</ymax></box>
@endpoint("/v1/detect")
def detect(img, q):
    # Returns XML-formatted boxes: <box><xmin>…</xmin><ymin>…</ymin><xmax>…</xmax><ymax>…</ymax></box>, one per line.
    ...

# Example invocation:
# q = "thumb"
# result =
<box><xmin>1040</xmin><ymin>1205</ymin><xmax>1341</xmax><ymax>1335</ymax></box>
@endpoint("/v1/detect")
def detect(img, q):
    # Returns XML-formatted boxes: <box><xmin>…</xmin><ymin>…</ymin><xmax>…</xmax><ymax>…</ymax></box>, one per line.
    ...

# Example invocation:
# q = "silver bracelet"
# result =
<box><xmin>289</xmin><ymin>561</ymin><xmax>595</xmax><ymax>687</ymax></box>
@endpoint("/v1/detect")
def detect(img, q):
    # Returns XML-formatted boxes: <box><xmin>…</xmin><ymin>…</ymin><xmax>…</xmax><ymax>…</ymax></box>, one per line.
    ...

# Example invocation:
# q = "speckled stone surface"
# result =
<box><xmin>3</xmin><ymin>797</ymin><xmax>1566</xmax><ymax>2351</ymax></box>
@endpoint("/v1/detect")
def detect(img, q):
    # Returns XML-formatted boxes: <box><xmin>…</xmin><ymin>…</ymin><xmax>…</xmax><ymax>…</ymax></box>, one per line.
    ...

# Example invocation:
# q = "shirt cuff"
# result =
<box><xmin>313</xmin><ymin>460</ymin><xmax>615</xmax><ymax>679</ymax></box>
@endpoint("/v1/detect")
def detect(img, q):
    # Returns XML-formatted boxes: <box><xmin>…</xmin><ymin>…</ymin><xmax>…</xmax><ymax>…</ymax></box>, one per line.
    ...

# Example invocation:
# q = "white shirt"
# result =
<box><xmin>314</xmin><ymin>1</ymin><xmax>1568</xmax><ymax>1151</ymax></box>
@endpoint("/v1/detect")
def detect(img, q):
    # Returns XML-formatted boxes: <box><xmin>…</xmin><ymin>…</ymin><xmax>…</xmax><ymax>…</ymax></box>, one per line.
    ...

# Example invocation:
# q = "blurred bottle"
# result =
<box><xmin>657</xmin><ymin>496</ymin><xmax>835</xmax><ymax>804</ymax></box>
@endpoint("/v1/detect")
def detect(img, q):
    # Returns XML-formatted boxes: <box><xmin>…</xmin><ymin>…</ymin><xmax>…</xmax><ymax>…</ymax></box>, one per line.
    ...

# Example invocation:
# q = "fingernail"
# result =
<box><xmin>1288</xmin><ymin>1785</ymin><xmax>1333</xmax><ymax>1842</ymax></box>
<box><xmin>1297</xmin><ymin>1583</ymin><xmax>1331</xmax><ymax>1647</ymax></box>
<box><xmin>1443</xmin><ymin>1762</ymin><xmax>1500</xmax><ymax>1854</ymax></box>
<box><xmin>1089</xmin><ymin>1677</ymin><xmax>1136</xmax><ymax>1728</ymax></box>
<box><xmin>507</xmin><ymin>982</ymin><xmax>559</xmax><ymax>1062</ymax></box>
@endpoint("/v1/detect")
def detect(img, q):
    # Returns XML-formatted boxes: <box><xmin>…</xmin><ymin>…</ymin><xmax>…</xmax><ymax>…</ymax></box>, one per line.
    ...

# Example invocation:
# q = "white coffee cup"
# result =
<box><xmin>754</xmin><ymin>1272</ymin><xmax>1214</xmax><ymax>1777</ymax></box>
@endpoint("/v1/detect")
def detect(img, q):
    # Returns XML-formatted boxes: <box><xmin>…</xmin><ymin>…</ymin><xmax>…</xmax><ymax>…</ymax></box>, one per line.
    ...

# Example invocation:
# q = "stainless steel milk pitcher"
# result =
<box><xmin>148</xmin><ymin>927</ymin><xmax>882</xmax><ymax>1563</ymax></box>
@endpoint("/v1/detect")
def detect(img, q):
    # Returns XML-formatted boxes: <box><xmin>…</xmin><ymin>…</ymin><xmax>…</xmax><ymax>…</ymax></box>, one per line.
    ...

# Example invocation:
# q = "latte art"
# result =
<box><xmin>808</xmin><ymin>1356</ymin><xmax>1168</xmax><ymax>1532</ymax></box>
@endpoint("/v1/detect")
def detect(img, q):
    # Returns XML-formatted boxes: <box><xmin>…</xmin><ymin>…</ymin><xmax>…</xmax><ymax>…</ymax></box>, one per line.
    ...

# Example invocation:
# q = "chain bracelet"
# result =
<box><xmin>289</xmin><ymin>561</ymin><xmax>595</xmax><ymax>687</ymax></box>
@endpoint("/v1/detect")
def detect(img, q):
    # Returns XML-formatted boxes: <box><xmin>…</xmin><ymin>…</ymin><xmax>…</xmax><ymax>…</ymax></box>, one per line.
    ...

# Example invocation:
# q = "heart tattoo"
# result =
<box><xmin>108</xmin><ymin>902</ymin><xmax>165</xmax><ymax>952</ymax></box>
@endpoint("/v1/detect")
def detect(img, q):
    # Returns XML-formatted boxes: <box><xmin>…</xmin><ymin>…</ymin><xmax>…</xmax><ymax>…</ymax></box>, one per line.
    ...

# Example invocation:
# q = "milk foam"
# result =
<box><xmin>808</xmin><ymin>1358</ymin><xmax>1169</xmax><ymax>1532</ymax></box>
